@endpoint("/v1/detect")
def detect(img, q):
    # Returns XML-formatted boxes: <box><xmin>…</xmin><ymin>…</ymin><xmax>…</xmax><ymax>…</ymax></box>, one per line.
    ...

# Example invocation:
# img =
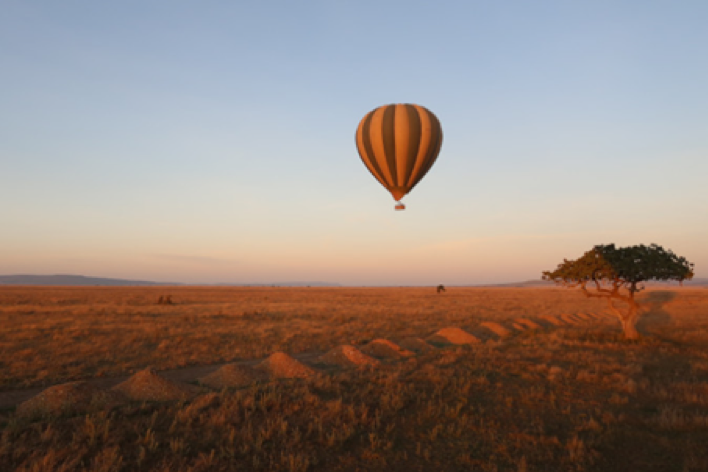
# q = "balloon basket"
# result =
<box><xmin>395</xmin><ymin>202</ymin><xmax>406</xmax><ymax>211</ymax></box>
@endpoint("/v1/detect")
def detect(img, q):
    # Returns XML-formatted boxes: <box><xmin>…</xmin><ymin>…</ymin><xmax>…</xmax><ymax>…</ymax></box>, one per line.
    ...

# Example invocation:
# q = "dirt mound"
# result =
<box><xmin>538</xmin><ymin>315</ymin><xmax>565</xmax><ymax>327</ymax></box>
<box><xmin>398</xmin><ymin>337</ymin><xmax>436</xmax><ymax>353</ymax></box>
<box><xmin>515</xmin><ymin>318</ymin><xmax>542</xmax><ymax>330</ymax></box>
<box><xmin>559</xmin><ymin>313</ymin><xmax>582</xmax><ymax>325</ymax></box>
<box><xmin>573</xmin><ymin>312</ymin><xmax>593</xmax><ymax>321</ymax></box>
<box><xmin>478</xmin><ymin>322</ymin><xmax>511</xmax><ymax>338</ymax></box>
<box><xmin>428</xmin><ymin>327</ymin><xmax>480</xmax><ymax>345</ymax></box>
<box><xmin>318</xmin><ymin>345</ymin><xmax>380</xmax><ymax>367</ymax></box>
<box><xmin>16</xmin><ymin>381</ymin><xmax>124</xmax><ymax>419</ymax></box>
<box><xmin>256</xmin><ymin>352</ymin><xmax>317</xmax><ymax>379</ymax></box>
<box><xmin>112</xmin><ymin>367</ymin><xmax>200</xmax><ymax>401</ymax></box>
<box><xmin>198</xmin><ymin>364</ymin><xmax>268</xmax><ymax>389</ymax></box>
<box><xmin>360</xmin><ymin>339</ymin><xmax>414</xmax><ymax>359</ymax></box>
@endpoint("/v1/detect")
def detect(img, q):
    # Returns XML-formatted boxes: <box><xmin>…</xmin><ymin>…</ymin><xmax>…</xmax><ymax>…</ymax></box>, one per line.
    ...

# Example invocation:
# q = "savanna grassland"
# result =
<box><xmin>1</xmin><ymin>286</ymin><xmax>708</xmax><ymax>471</ymax></box>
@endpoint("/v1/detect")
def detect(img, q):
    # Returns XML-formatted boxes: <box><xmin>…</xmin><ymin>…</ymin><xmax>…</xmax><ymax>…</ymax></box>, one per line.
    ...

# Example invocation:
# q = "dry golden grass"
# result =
<box><xmin>1</xmin><ymin>286</ymin><xmax>708</xmax><ymax>471</ymax></box>
<box><xmin>0</xmin><ymin>286</ymin><xmax>619</xmax><ymax>389</ymax></box>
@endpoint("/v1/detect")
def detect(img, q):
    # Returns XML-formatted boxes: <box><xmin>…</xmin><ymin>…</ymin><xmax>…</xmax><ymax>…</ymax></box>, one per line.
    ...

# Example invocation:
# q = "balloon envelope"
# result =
<box><xmin>355</xmin><ymin>103</ymin><xmax>443</xmax><ymax>204</ymax></box>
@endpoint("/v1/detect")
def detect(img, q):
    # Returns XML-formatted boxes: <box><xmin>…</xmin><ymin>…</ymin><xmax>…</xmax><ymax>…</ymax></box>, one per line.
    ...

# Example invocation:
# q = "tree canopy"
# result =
<box><xmin>542</xmin><ymin>244</ymin><xmax>694</xmax><ymax>295</ymax></box>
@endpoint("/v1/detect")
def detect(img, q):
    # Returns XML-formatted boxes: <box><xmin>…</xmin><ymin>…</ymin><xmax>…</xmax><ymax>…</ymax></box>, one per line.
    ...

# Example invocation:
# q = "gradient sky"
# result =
<box><xmin>2</xmin><ymin>1</ymin><xmax>707</xmax><ymax>285</ymax></box>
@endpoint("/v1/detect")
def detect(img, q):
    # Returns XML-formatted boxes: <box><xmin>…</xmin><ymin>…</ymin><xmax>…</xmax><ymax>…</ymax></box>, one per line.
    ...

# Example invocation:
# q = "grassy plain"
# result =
<box><xmin>1</xmin><ymin>286</ymin><xmax>708</xmax><ymax>471</ymax></box>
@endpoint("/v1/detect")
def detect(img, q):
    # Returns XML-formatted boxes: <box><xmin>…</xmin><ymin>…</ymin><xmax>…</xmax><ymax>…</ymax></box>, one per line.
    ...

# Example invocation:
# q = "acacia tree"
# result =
<box><xmin>542</xmin><ymin>244</ymin><xmax>694</xmax><ymax>340</ymax></box>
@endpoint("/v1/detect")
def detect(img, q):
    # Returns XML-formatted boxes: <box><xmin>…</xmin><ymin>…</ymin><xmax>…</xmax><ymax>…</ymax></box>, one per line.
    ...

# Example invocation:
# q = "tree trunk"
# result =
<box><xmin>607</xmin><ymin>297</ymin><xmax>641</xmax><ymax>340</ymax></box>
<box><xmin>621</xmin><ymin>304</ymin><xmax>640</xmax><ymax>340</ymax></box>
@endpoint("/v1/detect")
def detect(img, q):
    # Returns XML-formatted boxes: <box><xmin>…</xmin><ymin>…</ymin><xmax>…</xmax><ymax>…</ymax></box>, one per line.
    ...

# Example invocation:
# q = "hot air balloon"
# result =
<box><xmin>355</xmin><ymin>103</ymin><xmax>443</xmax><ymax>210</ymax></box>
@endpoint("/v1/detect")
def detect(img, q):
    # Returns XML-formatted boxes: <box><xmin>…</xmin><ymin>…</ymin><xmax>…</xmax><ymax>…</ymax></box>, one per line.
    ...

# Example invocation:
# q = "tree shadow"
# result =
<box><xmin>637</xmin><ymin>291</ymin><xmax>676</xmax><ymax>335</ymax></box>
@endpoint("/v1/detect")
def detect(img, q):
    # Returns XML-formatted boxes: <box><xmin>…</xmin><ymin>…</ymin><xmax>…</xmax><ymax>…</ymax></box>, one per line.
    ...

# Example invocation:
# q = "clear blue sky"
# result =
<box><xmin>2</xmin><ymin>1</ymin><xmax>707</xmax><ymax>285</ymax></box>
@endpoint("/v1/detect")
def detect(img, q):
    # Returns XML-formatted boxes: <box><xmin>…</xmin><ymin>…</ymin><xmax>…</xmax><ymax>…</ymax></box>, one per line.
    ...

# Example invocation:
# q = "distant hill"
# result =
<box><xmin>649</xmin><ymin>277</ymin><xmax>708</xmax><ymax>287</ymax></box>
<box><xmin>273</xmin><ymin>282</ymin><xmax>341</xmax><ymax>287</ymax></box>
<box><xmin>0</xmin><ymin>275</ymin><xmax>178</xmax><ymax>286</ymax></box>
<box><xmin>211</xmin><ymin>282</ymin><xmax>341</xmax><ymax>287</ymax></box>
<box><xmin>480</xmin><ymin>279</ymin><xmax>554</xmax><ymax>288</ymax></box>
<box><xmin>0</xmin><ymin>275</ymin><xmax>341</xmax><ymax>287</ymax></box>
<box><xmin>1</xmin><ymin>274</ymin><xmax>701</xmax><ymax>288</ymax></box>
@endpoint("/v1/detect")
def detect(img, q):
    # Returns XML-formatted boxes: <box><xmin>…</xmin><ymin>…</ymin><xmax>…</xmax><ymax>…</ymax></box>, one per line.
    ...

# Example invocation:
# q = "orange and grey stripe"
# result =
<box><xmin>356</xmin><ymin>104</ymin><xmax>443</xmax><ymax>201</ymax></box>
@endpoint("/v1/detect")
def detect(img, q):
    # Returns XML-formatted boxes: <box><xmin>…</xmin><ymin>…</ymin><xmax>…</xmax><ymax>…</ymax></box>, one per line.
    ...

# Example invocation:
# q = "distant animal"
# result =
<box><xmin>157</xmin><ymin>295</ymin><xmax>173</xmax><ymax>305</ymax></box>
<box><xmin>436</xmin><ymin>284</ymin><xmax>446</xmax><ymax>294</ymax></box>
